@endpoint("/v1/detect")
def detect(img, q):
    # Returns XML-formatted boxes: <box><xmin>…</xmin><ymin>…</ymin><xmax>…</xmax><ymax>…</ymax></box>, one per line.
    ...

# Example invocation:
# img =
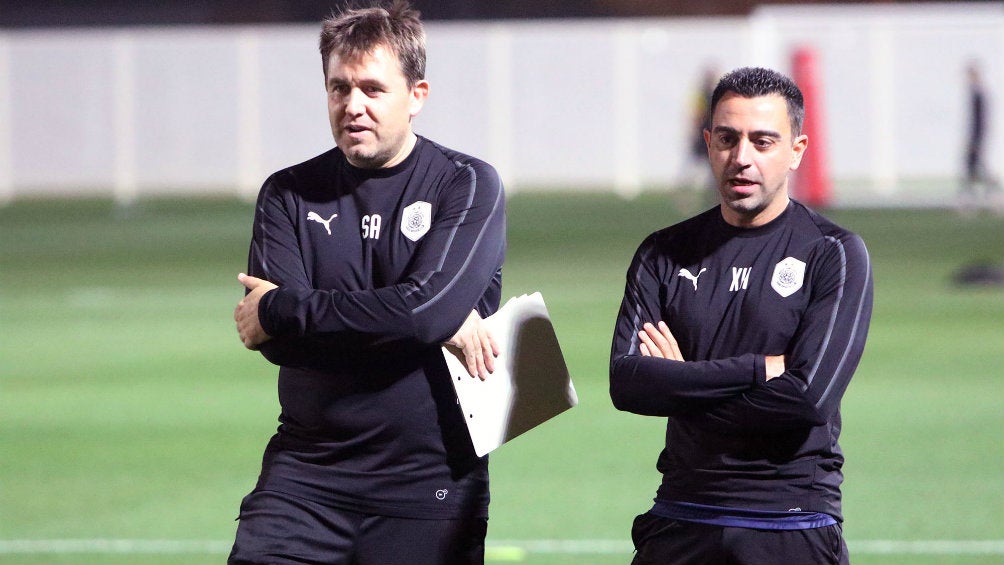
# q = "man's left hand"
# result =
<box><xmin>445</xmin><ymin>310</ymin><xmax>498</xmax><ymax>381</ymax></box>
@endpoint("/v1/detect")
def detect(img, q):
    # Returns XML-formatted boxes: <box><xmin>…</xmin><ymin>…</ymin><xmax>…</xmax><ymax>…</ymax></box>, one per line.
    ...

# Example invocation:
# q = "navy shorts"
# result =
<box><xmin>630</xmin><ymin>512</ymin><xmax>849</xmax><ymax>565</ymax></box>
<box><xmin>228</xmin><ymin>490</ymin><xmax>487</xmax><ymax>565</ymax></box>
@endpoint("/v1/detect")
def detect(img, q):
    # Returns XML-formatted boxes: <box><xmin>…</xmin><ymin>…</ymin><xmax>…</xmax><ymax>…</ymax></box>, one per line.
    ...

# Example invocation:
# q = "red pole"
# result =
<box><xmin>791</xmin><ymin>46</ymin><xmax>831</xmax><ymax>208</ymax></box>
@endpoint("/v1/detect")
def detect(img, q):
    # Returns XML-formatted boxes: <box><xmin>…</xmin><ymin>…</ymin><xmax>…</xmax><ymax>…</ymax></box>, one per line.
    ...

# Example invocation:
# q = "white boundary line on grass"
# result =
<box><xmin>0</xmin><ymin>539</ymin><xmax>1003</xmax><ymax>556</ymax></box>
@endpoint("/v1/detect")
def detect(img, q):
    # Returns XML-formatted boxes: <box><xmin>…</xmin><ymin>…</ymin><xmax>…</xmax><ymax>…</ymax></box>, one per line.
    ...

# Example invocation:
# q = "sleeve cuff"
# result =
<box><xmin>257</xmin><ymin>287</ymin><xmax>287</xmax><ymax>337</ymax></box>
<box><xmin>754</xmin><ymin>354</ymin><xmax>767</xmax><ymax>385</ymax></box>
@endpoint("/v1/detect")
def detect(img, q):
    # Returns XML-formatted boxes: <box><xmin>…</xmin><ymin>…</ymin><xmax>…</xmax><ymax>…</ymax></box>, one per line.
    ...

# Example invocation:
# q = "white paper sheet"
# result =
<box><xmin>442</xmin><ymin>292</ymin><xmax>578</xmax><ymax>457</ymax></box>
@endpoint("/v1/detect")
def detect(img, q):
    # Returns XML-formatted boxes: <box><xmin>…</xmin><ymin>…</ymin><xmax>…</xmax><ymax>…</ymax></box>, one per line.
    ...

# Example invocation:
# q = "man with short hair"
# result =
<box><xmin>610</xmin><ymin>66</ymin><xmax>872</xmax><ymax>565</ymax></box>
<box><xmin>229</xmin><ymin>3</ymin><xmax>506</xmax><ymax>564</ymax></box>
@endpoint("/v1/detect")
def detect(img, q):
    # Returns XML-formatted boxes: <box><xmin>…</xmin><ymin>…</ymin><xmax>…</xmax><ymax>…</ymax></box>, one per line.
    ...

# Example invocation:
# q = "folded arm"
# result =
<box><xmin>236</xmin><ymin>163</ymin><xmax>506</xmax><ymax>377</ymax></box>
<box><xmin>700</xmin><ymin>235</ymin><xmax>873</xmax><ymax>432</ymax></box>
<box><xmin>609</xmin><ymin>240</ymin><xmax>761</xmax><ymax>415</ymax></box>
<box><xmin>609</xmin><ymin>233</ymin><xmax>873</xmax><ymax>432</ymax></box>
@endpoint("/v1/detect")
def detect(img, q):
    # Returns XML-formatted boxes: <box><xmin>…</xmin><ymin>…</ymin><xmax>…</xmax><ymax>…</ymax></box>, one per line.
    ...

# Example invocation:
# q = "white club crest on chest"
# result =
<box><xmin>771</xmin><ymin>257</ymin><xmax>806</xmax><ymax>297</ymax></box>
<box><xmin>401</xmin><ymin>201</ymin><xmax>432</xmax><ymax>242</ymax></box>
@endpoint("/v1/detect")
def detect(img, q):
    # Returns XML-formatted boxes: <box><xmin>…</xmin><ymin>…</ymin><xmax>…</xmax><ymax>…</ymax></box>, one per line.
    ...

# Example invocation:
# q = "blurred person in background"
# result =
<box><xmin>228</xmin><ymin>2</ymin><xmax>506</xmax><ymax>564</ymax></box>
<box><xmin>959</xmin><ymin>60</ymin><xmax>1003</xmax><ymax>216</ymax></box>
<box><xmin>610</xmin><ymin>66</ymin><xmax>872</xmax><ymax>565</ymax></box>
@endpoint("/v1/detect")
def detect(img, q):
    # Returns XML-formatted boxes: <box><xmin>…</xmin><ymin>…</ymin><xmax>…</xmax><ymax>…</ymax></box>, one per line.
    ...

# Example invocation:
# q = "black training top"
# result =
<box><xmin>244</xmin><ymin>136</ymin><xmax>506</xmax><ymax>519</ymax></box>
<box><xmin>610</xmin><ymin>200</ymin><xmax>872</xmax><ymax>521</ymax></box>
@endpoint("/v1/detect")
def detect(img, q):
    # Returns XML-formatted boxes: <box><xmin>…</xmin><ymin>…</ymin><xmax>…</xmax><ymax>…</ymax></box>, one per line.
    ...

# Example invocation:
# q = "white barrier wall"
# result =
<box><xmin>1</xmin><ymin>2</ymin><xmax>1001</xmax><ymax>206</ymax></box>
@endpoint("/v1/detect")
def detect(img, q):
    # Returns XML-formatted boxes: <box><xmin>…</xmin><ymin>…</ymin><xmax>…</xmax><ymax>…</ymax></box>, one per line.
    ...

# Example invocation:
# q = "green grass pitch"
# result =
<box><xmin>1</xmin><ymin>192</ymin><xmax>1002</xmax><ymax>565</ymax></box>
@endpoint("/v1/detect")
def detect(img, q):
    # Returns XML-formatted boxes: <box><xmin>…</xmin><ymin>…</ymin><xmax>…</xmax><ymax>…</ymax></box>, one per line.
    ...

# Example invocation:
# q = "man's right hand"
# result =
<box><xmin>638</xmin><ymin>321</ymin><xmax>684</xmax><ymax>361</ymax></box>
<box><xmin>234</xmin><ymin>273</ymin><xmax>277</xmax><ymax>349</ymax></box>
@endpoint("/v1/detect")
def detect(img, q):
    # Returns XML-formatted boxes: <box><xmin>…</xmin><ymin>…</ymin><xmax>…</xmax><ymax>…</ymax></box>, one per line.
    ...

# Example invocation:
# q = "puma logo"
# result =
<box><xmin>678</xmin><ymin>267</ymin><xmax>707</xmax><ymax>291</ymax></box>
<box><xmin>307</xmin><ymin>211</ymin><xmax>338</xmax><ymax>235</ymax></box>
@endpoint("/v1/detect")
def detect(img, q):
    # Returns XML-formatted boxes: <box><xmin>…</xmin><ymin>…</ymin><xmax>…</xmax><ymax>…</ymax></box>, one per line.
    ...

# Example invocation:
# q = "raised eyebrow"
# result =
<box><xmin>326</xmin><ymin>77</ymin><xmax>387</xmax><ymax>91</ymax></box>
<box><xmin>710</xmin><ymin>126</ymin><xmax>782</xmax><ymax>140</ymax></box>
<box><xmin>751</xmin><ymin>129</ymin><xmax>783</xmax><ymax>140</ymax></box>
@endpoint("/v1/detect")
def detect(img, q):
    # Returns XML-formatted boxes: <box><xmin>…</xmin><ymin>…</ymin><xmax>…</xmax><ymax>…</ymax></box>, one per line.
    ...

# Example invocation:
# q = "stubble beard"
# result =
<box><xmin>339</xmin><ymin>129</ymin><xmax>412</xmax><ymax>169</ymax></box>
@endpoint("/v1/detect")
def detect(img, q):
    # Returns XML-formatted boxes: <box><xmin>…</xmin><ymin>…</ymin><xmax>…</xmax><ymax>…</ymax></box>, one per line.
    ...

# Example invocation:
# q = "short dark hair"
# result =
<box><xmin>710</xmin><ymin>67</ymin><xmax>805</xmax><ymax>137</ymax></box>
<box><xmin>319</xmin><ymin>1</ymin><xmax>426</xmax><ymax>86</ymax></box>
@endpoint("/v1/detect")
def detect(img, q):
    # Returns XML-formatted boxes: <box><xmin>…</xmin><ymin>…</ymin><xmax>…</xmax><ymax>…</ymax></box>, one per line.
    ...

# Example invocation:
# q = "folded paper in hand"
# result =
<box><xmin>442</xmin><ymin>292</ymin><xmax>577</xmax><ymax>457</ymax></box>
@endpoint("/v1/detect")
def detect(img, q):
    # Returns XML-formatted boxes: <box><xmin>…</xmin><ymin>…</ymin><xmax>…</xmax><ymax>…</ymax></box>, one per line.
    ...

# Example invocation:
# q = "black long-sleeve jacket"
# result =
<box><xmin>244</xmin><ymin>137</ymin><xmax>506</xmax><ymax>519</ymax></box>
<box><xmin>610</xmin><ymin>201</ymin><xmax>872</xmax><ymax>520</ymax></box>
